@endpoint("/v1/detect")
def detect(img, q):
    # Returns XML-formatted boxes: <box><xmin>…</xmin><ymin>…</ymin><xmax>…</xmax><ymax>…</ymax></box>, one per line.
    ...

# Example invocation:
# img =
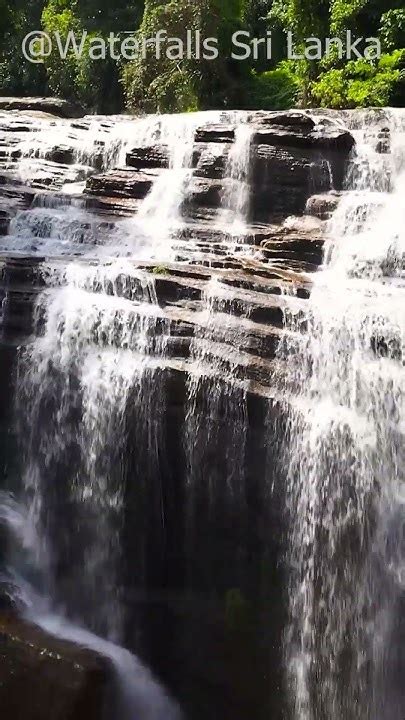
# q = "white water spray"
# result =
<box><xmin>220</xmin><ymin>121</ymin><xmax>253</xmax><ymax>233</ymax></box>
<box><xmin>282</xmin><ymin>109</ymin><xmax>405</xmax><ymax>720</ymax></box>
<box><xmin>0</xmin><ymin>491</ymin><xmax>180</xmax><ymax>720</ymax></box>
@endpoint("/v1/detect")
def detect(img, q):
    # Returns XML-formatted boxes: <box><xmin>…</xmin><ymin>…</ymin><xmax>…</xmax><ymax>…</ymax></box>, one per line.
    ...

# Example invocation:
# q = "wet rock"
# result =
<box><xmin>0</xmin><ymin>108</ymin><xmax>358</xmax><ymax>393</ymax></box>
<box><xmin>0</xmin><ymin>97</ymin><xmax>84</xmax><ymax>119</ymax></box>
<box><xmin>192</xmin><ymin>143</ymin><xmax>228</xmax><ymax>179</ymax></box>
<box><xmin>126</xmin><ymin>145</ymin><xmax>169</xmax><ymax>169</ymax></box>
<box><xmin>0</xmin><ymin>585</ymin><xmax>16</xmax><ymax>612</ymax></box>
<box><xmin>254</xmin><ymin>111</ymin><xmax>316</xmax><ymax>130</ymax></box>
<box><xmin>195</xmin><ymin>125</ymin><xmax>235</xmax><ymax>143</ymax></box>
<box><xmin>251</xmin><ymin>115</ymin><xmax>354</xmax><ymax>192</ymax></box>
<box><xmin>0</xmin><ymin>613</ymin><xmax>110</xmax><ymax>720</ymax></box>
<box><xmin>183</xmin><ymin>176</ymin><xmax>223</xmax><ymax>210</ymax></box>
<box><xmin>259</xmin><ymin>216</ymin><xmax>325</xmax><ymax>266</ymax></box>
<box><xmin>250</xmin><ymin>144</ymin><xmax>332</xmax><ymax>221</ymax></box>
<box><xmin>45</xmin><ymin>145</ymin><xmax>76</xmax><ymax>165</ymax></box>
<box><xmin>306</xmin><ymin>192</ymin><xmax>341</xmax><ymax>220</ymax></box>
<box><xmin>0</xmin><ymin>255</ymin><xmax>47</xmax><ymax>343</ymax></box>
<box><xmin>86</xmin><ymin>168</ymin><xmax>163</xmax><ymax>199</ymax></box>
<box><xmin>0</xmin><ymin>182</ymin><xmax>38</xmax><ymax>234</ymax></box>
<box><xmin>252</xmin><ymin>125</ymin><xmax>354</xmax><ymax>152</ymax></box>
<box><xmin>376</xmin><ymin>127</ymin><xmax>390</xmax><ymax>154</ymax></box>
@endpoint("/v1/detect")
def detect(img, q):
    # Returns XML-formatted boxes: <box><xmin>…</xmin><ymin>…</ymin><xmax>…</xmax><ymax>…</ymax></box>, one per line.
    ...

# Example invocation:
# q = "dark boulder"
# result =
<box><xmin>45</xmin><ymin>145</ymin><xmax>76</xmax><ymax>165</ymax></box>
<box><xmin>0</xmin><ymin>613</ymin><xmax>110</xmax><ymax>720</ymax></box>
<box><xmin>192</xmin><ymin>143</ymin><xmax>228</xmax><ymax>179</ymax></box>
<box><xmin>251</xmin><ymin>115</ymin><xmax>354</xmax><ymax>192</ymax></box>
<box><xmin>183</xmin><ymin>177</ymin><xmax>223</xmax><ymax>211</ymax></box>
<box><xmin>376</xmin><ymin>127</ymin><xmax>390</xmax><ymax>154</ymax></box>
<box><xmin>252</xmin><ymin>125</ymin><xmax>354</xmax><ymax>153</ymax></box>
<box><xmin>306</xmin><ymin>192</ymin><xmax>342</xmax><ymax>220</ymax></box>
<box><xmin>253</xmin><ymin>111</ymin><xmax>316</xmax><ymax>130</ymax></box>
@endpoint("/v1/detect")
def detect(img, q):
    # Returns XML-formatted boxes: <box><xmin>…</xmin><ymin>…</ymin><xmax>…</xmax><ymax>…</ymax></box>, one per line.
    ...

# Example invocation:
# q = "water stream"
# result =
<box><xmin>220</xmin><ymin>119</ymin><xmax>253</xmax><ymax>232</ymax></box>
<box><xmin>282</xmin><ymin>109</ymin><xmax>405</xmax><ymax>720</ymax></box>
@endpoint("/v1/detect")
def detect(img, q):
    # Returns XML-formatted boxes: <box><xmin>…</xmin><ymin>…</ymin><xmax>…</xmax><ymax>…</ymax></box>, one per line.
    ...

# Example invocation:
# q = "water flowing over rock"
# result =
<box><xmin>0</xmin><ymin>104</ymin><xmax>403</xmax><ymax>720</ymax></box>
<box><xmin>280</xmin><ymin>109</ymin><xmax>405</xmax><ymax>720</ymax></box>
<box><xmin>0</xmin><ymin>612</ymin><xmax>110</xmax><ymax>720</ymax></box>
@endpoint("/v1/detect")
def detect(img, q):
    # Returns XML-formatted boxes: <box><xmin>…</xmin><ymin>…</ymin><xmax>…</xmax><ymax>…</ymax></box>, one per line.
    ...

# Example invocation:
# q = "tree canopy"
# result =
<box><xmin>0</xmin><ymin>0</ymin><xmax>404</xmax><ymax>111</ymax></box>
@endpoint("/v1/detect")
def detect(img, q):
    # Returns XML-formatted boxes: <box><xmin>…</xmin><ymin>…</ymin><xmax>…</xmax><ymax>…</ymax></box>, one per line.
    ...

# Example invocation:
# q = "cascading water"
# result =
<box><xmin>220</xmin><ymin>119</ymin><xmax>253</xmax><ymax>232</ymax></box>
<box><xmin>0</xmin><ymin>256</ymin><xmax>179</xmax><ymax>718</ymax></box>
<box><xmin>281</xmin><ymin>109</ymin><xmax>405</xmax><ymax>720</ymax></box>
<box><xmin>138</xmin><ymin>112</ymin><xmax>222</xmax><ymax>229</ymax></box>
<box><xmin>4</xmin><ymin>102</ymin><xmax>403</xmax><ymax>720</ymax></box>
<box><xmin>17</xmin><ymin>261</ymin><xmax>167</xmax><ymax>637</ymax></box>
<box><xmin>0</xmin><ymin>108</ymin><xmax>255</xmax><ymax>718</ymax></box>
<box><xmin>184</xmin><ymin>277</ymin><xmax>248</xmax><ymax>585</ymax></box>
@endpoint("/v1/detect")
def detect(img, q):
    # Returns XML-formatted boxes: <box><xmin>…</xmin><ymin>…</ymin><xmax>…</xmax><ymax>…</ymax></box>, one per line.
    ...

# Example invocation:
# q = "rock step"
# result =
<box><xmin>86</xmin><ymin>167</ymin><xmax>163</xmax><ymax>200</ymax></box>
<box><xmin>126</xmin><ymin>145</ymin><xmax>169</xmax><ymax>169</ymax></box>
<box><xmin>165</xmin><ymin>350</ymin><xmax>286</xmax><ymax>392</ymax></box>
<box><xmin>0</xmin><ymin>254</ymin><xmax>307</xmax><ymax>366</ymax></box>
<box><xmin>164</xmin><ymin>306</ymin><xmax>294</xmax><ymax>361</ymax></box>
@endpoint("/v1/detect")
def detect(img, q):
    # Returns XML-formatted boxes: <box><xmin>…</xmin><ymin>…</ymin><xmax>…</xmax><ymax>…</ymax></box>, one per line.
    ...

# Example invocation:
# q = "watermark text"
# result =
<box><xmin>22</xmin><ymin>30</ymin><xmax>382</xmax><ymax>64</ymax></box>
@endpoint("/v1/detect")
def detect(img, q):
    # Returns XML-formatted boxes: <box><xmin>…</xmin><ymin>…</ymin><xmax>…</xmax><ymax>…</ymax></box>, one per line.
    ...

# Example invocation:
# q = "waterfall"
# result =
<box><xmin>0</xmin><ymin>492</ymin><xmax>180</xmax><ymax>720</ymax></box>
<box><xmin>220</xmin><ymin>120</ymin><xmax>253</xmax><ymax>232</ymax></box>
<box><xmin>17</xmin><ymin>261</ymin><xmax>167</xmax><ymax>637</ymax></box>
<box><xmin>184</xmin><ymin>277</ymin><xmax>248</xmax><ymax>586</ymax></box>
<box><xmin>137</xmin><ymin>111</ymin><xmax>222</xmax><ymax>253</ymax></box>
<box><xmin>0</xmin><ymin>257</ymin><xmax>178</xmax><ymax>717</ymax></box>
<box><xmin>5</xmin><ymin>103</ymin><xmax>403</xmax><ymax>720</ymax></box>
<box><xmin>1</xmin><ymin>109</ymin><xmax>247</xmax><ymax>718</ymax></box>
<box><xmin>282</xmin><ymin>109</ymin><xmax>405</xmax><ymax>720</ymax></box>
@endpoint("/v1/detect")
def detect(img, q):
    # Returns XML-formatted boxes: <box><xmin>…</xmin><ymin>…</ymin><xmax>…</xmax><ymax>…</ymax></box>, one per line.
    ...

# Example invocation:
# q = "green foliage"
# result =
<box><xmin>151</xmin><ymin>265</ymin><xmax>169</xmax><ymax>276</ymax></box>
<box><xmin>330</xmin><ymin>0</ymin><xmax>368</xmax><ymax>35</ymax></box>
<box><xmin>41</xmin><ymin>0</ymin><xmax>123</xmax><ymax>111</ymax></box>
<box><xmin>311</xmin><ymin>68</ymin><xmax>347</xmax><ymax>107</ymax></box>
<box><xmin>270</xmin><ymin>0</ymin><xmax>329</xmax><ymax>40</ymax></box>
<box><xmin>0</xmin><ymin>0</ymin><xmax>404</xmax><ymax>111</ymax></box>
<box><xmin>246</xmin><ymin>65</ymin><xmax>300</xmax><ymax>109</ymax></box>
<box><xmin>121</xmin><ymin>0</ymin><xmax>201</xmax><ymax>112</ymax></box>
<box><xmin>0</xmin><ymin>1</ymin><xmax>46</xmax><ymax>95</ymax></box>
<box><xmin>312</xmin><ymin>51</ymin><xmax>405</xmax><ymax>107</ymax></box>
<box><xmin>380</xmin><ymin>9</ymin><xmax>405</xmax><ymax>52</ymax></box>
<box><xmin>122</xmin><ymin>0</ymin><xmax>249</xmax><ymax>113</ymax></box>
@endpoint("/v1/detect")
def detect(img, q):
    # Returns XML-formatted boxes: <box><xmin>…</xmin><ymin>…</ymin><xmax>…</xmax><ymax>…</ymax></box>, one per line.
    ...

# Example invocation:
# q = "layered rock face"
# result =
<box><xmin>0</xmin><ymin>107</ymin><xmax>358</xmax><ymax>720</ymax></box>
<box><xmin>0</xmin><ymin>108</ymin><xmax>354</xmax><ymax>394</ymax></box>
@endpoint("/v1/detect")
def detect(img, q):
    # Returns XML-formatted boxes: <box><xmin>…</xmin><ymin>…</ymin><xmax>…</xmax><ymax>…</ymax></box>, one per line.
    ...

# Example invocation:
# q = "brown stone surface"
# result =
<box><xmin>86</xmin><ymin>168</ymin><xmax>163</xmax><ymax>199</ymax></box>
<box><xmin>0</xmin><ymin>613</ymin><xmax>109</xmax><ymax>720</ymax></box>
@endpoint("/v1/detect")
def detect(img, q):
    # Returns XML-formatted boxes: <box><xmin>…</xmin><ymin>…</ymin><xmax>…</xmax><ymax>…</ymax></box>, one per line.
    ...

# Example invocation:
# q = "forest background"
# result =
<box><xmin>1</xmin><ymin>0</ymin><xmax>404</xmax><ymax>113</ymax></box>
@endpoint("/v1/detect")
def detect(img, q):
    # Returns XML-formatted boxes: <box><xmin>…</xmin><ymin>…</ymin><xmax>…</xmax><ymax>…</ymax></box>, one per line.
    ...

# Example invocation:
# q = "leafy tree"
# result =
<box><xmin>41</xmin><ymin>0</ymin><xmax>125</xmax><ymax>111</ymax></box>
<box><xmin>123</xmin><ymin>0</ymin><xmax>250</xmax><ymax>112</ymax></box>
<box><xmin>246</xmin><ymin>63</ymin><xmax>300</xmax><ymax>108</ymax></box>
<box><xmin>312</xmin><ymin>50</ymin><xmax>405</xmax><ymax>107</ymax></box>
<box><xmin>380</xmin><ymin>9</ymin><xmax>405</xmax><ymax>52</ymax></box>
<box><xmin>0</xmin><ymin>0</ymin><xmax>404</xmax><ymax>110</ymax></box>
<box><xmin>0</xmin><ymin>0</ymin><xmax>47</xmax><ymax>95</ymax></box>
